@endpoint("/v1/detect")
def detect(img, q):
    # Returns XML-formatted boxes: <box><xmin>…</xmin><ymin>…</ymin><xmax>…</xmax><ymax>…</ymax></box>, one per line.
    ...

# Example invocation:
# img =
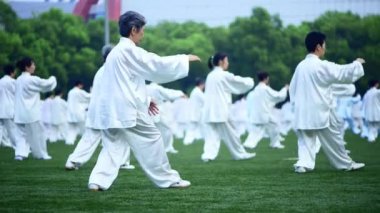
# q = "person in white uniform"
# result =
<box><xmin>362</xmin><ymin>80</ymin><xmax>380</xmax><ymax>142</ymax></box>
<box><xmin>244</xmin><ymin>72</ymin><xmax>288</xmax><ymax>149</ymax></box>
<box><xmin>40</xmin><ymin>92</ymin><xmax>54</xmax><ymax>142</ymax></box>
<box><xmin>87</xmin><ymin>11</ymin><xmax>201</xmax><ymax>191</ymax></box>
<box><xmin>350</xmin><ymin>93</ymin><xmax>363</xmax><ymax>134</ymax></box>
<box><xmin>66</xmin><ymin>81</ymin><xmax>91</xmax><ymax>145</ymax></box>
<box><xmin>50</xmin><ymin>89</ymin><xmax>68</xmax><ymax>143</ymax></box>
<box><xmin>0</xmin><ymin>64</ymin><xmax>18</xmax><ymax>148</ymax></box>
<box><xmin>146</xmin><ymin>82</ymin><xmax>186</xmax><ymax>154</ymax></box>
<box><xmin>201</xmin><ymin>52</ymin><xmax>256</xmax><ymax>162</ymax></box>
<box><xmin>289</xmin><ymin>31</ymin><xmax>365</xmax><ymax>173</ymax></box>
<box><xmin>14</xmin><ymin>57</ymin><xmax>57</xmax><ymax>160</ymax></box>
<box><xmin>65</xmin><ymin>45</ymin><xmax>135</xmax><ymax>171</ymax></box>
<box><xmin>183</xmin><ymin>78</ymin><xmax>205</xmax><ymax>145</ymax></box>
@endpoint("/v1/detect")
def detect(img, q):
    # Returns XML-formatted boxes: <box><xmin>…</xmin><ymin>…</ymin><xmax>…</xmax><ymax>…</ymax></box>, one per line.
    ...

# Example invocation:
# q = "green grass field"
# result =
<box><xmin>0</xmin><ymin>132</ymin><xmax>379</xmax><ymax>212</ymax></box>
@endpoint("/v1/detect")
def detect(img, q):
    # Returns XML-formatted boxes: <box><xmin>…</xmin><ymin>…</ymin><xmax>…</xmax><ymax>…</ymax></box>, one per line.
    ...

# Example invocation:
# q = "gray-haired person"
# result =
<box><xmin>87</xmin><ymin>11</ymin><xmax>200</xmax><ymax>191</ymax></box>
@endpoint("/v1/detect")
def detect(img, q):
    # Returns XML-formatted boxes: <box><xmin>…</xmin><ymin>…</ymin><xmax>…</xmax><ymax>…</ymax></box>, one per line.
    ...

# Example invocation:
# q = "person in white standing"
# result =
<box><xmin>50</xmin><ymin>89</ymin><xmax>68</xmax><ymax>143</ymax></box>
<box><xmin>0</xmin><ymin>64</ymin><xmax>18</xmax><ymax>148</ymax></box>
<box><xmin>66</xmin><ymin>45</ymin><xmax>135</xmax><ymax>171</ymax></box>
<box><xmin>40</xmin><ymin>92</ymin><xmax>54</xmax><ymax>142</ymax></box>
<box><xmin>183</xmin><ymin>78</ymin><xmax>205</xmax><ymax>145</ymax></box>
<box><xmin>146</xmin><ymin>82</ymin><xmax>186</xmax><ymax>154</ymax></box>
<box><xmin>66</xmin><ymin>81</ymin><xmax>91</xmax><ymax>145</ymax></box>
<box><xmin>14</xmin><ymin>57</ymin><xmax>57</xmax><ymax>160</ymax></box>
<box><xmin>244</xmin><ymin>72</ymin><xmax>288</xmax><ymax>149</ymax></box>
<box><xmin>201</xmin><ymin>52</ymin><xmax>256</xmax><ymax>162</ymax></box>
<box><xmin>87</xmin><ymin>11</ymin><xmax>201</xmax><ymax>191</ymax></box>
<box><xmin>289</xmin><ymin>31</ymin><xmax>365</xmax><ymax>173</ymax></box>
<box><xmin>362</xmin><ymin>80</ymin><xmax>380</xmax><ymax>142</ymax></box>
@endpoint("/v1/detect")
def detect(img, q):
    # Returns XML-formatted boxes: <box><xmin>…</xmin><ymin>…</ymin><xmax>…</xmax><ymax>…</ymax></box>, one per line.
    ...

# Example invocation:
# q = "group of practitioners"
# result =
<box><xmin>0</xmin><ymin>11</ymin><xmax>379</xmax><ymax>191</ymax></box>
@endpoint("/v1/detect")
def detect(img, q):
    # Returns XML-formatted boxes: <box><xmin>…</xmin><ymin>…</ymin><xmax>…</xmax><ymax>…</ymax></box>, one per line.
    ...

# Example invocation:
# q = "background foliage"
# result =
<box><xmin>0</xmin><ymin>2</ymin><xmax>379</xmax><ymax>95</ymax></box>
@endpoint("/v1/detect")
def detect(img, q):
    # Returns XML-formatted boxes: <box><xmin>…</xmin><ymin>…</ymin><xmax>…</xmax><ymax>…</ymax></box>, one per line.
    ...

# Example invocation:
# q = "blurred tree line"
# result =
<box><xmin>0</xmin><ymin>2</ymin><xmax>379</xmax><ymax>96</ymax></box>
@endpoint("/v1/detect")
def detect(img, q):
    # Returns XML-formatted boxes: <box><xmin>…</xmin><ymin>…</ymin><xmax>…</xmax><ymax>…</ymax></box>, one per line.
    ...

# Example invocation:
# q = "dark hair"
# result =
<box><xmin>3</xmin><ymin>64</ymin><xmax>15</xmax><ymax>75</ymax></box>
<box><xmin>195</xmin><ymin>77</ymin><xmax>205</xmax><ymax>86</ymax></box>
<box><xmin>75</xmin><ymin>81</ymin><xmax>83</xmax><ymax>86</ymax></box>
<box><xmin>305</xmin><ymin>31</ymin><xmax>326</xmax><ymax>52</ymax></box>
<box><xmin>119</xmin><ymin>11</ymin><xmax>146</xmax><ymax>37</ymax></box>
<box><xmin>208</xmin><ymin>52</ymin><xmax>228</xmax><ymax>70</ymax></box>
<box><xmin>369</xmin><ymin>80</ymin><xmax>379</xmax><ymax>88</ymax></box>
<box><xmin>55</xmin><ymin>88</ymin><xmax>63</xmax><ymax>96</ymax></box>
<box><xmin>102</xmin><ymin>44</ymin><xmax>114</xmax><ymax>62</ymax></box>
<box><xmin>257</xmin><ymin>72</ymin><xmax>269</xmax><ymax>82</ymax></box>
<box><xmin>16</xmin><ymin>57</ymin><xmax>34</xmax><ymax>71</ymax></box>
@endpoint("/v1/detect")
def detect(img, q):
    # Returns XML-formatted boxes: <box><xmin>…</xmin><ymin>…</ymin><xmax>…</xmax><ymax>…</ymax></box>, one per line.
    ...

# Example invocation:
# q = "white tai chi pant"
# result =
<box><xmin>66</xmin><ymin>122</ymin><xmax>85</xmax><ymax>145</ymax></box>
<box><xmin>66</xmin><ymin>128</ymin><xmax>132</xmax><ymax>168</ymax></box>
<box><xmin>201</xmin><ymin>121</ymin><xmax>251</xmax><ymax>161</ymax></box>
<box><xmin>367</xmin><ymin>122</ymin><xmax>380</xmax><ymax>142</ymax></box>
<box><xmin>66</xmin><ymin>128</ymin><xmax>101</xmax><ymax>166</ymax></box>
<box><xmin>89</xmin><ymin>112</ymin><xmax>181</xmax><ymax>190</ymax></box>
<box><xmin>243</xmin><ymin>122</ymin><xmax>281</xmax><ymax>149</ymax></box>
<box><xmin>183</xmin><ymin>122</ymin><xmax>203</xmax><ymax>145</ymax></box>
<box><xmin>294</xmin><ymin>112</ymin><xmax>354</xmax><ymax>170</ymax></box>
<box><xmin>50</xmin><ymin>123</ymin><xmax>67</xmax><ymax>143</ymax></box>
<box><xmin>0</xmin><ymin>119</ymin><xmax>18</xmax><ymax>148</ymax></box>
<box><xmin>15</xmin><ymin>122</ymin><xmax>50</xmax><ymax>159</ymax></box>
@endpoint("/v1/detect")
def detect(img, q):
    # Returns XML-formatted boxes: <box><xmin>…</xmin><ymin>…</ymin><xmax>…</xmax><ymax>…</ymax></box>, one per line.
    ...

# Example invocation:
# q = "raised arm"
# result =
<box><xmin>28</xmin><ymin>76</ymin><xmax>57</xmax><ymax>93</ymax></box>
<box><xmin>223</xmin><ymin>72</ymin><xmax>254</xmax><ymax>95</ymax></box>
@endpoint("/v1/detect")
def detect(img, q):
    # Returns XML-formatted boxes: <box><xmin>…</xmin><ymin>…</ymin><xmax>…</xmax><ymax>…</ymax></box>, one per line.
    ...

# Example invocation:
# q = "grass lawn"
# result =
<box><xmin>0</xmin><ymin>132</ymin><xmax>379</xmax><ymax>212</ymax></box>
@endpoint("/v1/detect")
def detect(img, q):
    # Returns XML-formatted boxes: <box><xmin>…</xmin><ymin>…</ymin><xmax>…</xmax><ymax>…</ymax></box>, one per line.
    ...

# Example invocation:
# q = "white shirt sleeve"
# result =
<box><xmin>28</xmin><ymin>76</ymin><xmax>57</xmax><ymax>93</ymax></box>
<box><xmin>125</xmin><ymin>46</ymin><xmax>189</xmax><ymax>84</ymax></box>
<box><xmin>223</xmin><ymin>72</ymin><xmax>254</xmax><ymax>95</ymax></box>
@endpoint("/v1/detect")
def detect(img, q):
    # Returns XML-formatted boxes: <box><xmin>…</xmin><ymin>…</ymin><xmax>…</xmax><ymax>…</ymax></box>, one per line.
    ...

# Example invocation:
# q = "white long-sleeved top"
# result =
<box><xmin>88</xmin><ymin>37</ymin><xmax>189</xmax><ymax>129</ymax></box>
<box><xmin>289</xmin><ymin>54</ymin><xmax>364</xmax><ymax>130</ymax></box>
<box><xmin>188</xmin><ymin>86</ymin><xmax>205</xmax><ymax>122</ymax></box>
<box><xmin>85</xmin><ymin>66</ymin><xmax>104</xmax><ymax>129</ymax></box>
<box><xmin>362</xmin><ymin>87</ymin><xmax>380</xmax><ymax>122</ymax></box>
<box><xmin>14</xmin><ymin>72</ymin><xmax>57</xmax><ymax>124</ymax></box>
<box><xmin>40</xmin><ymin>97</ymin><xmax>54</xmax><ymax>124</ymax></box>
<box><xmin>0</xmin><ymin>75</ymin><xmax>16</xmax><ymax>119</ymax></box>
<box><xmin>351</xmin><ymin>95</ymin><xmax>362</xmax><ymax>118</ymax></box>
<box><xmin>246</xmin><ymin>82</ymin><xmax>288</xmax><ymax>124</ymax></box>
<box><xmin>51</xmin><ymin>96</ymin><xmax>68</xmax><ymax>125</ymax></box>
<box><xmin>202</xmin><ymin>66</ymin><xmax>254</xmax><ymax>123</ymax></box>
<box><xmin>146</xmin><ymin>82</ymin><xmax>185</xmax><ymax>123</ymax></box>
<box><xmin>67</xmin><ymin>87</ymin><xmax>91</xmax><ymax>123</ymax></box>
<box><xmin>146</xmin><ymin>82</ymin><xmax>184</xmax><ymax>105</ymax></box>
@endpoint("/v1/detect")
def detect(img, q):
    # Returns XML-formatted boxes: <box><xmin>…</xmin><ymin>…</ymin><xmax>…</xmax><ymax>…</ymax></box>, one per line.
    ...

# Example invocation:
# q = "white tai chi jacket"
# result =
<box><xmin>202</xmin><ymin>66</ymin><xmax>254</xmax><ymax>123</ymax></box>
<box><xmin>289</xmin><ymin>54</ymin><xmax>364</xmax><ymax>130</ymax></box>
<box><xmin>188</xmin><ymin>86</ymin><xmax>204</xmax><ymax>122</ymax></box>
<box><xmin>67</xmin><ymin>87</ymin><xmax>91</xmax><ymax>123</ymax></box>
<box><xmin>14</xmin><ymin>72</ymin><xmax>57</xmax><ymax>124</ymax></box>
<box><xmin>362</xmin><ymin>87</ymin><xmax>380</xmax><ymax>122</ymax></box>
<box><xmin>51</xmin><ymin>96</ymin><xmax>68</xmax><ymax>125</ymax></box>
<box><xmin>87</xmin><ymin>37</ymin><xmax>189</xmax><ymax>129</ymax></box>
<box><xmin>0</xmin><ymin>75</ymin><xmax>16</xmax><ymax>119</ymax></box>
<box><xmin>246</xmin><ymin>82</ymin><xmax>287</xmax><ymax>124</ymax></box>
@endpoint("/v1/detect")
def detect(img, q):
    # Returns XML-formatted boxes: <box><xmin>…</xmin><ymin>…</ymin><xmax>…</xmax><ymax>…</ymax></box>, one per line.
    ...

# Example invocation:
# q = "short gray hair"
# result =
<box><xmin>119</xmin><ymin>11</ymin><xmax>146</xmax><ymax>37</ymax></box>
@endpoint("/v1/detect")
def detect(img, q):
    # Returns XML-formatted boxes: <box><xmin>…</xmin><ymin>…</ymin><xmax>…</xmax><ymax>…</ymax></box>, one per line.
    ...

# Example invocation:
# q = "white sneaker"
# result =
<box><xmin>346</xmin><ymin>149</ymin><xmax>351</xmax><ymax>154</ymax></box>
<box><xmin>14</xmin><ymin>156</ymin><xmax>25</xmax><ymax>161</ymax></box>
<box><xmin>65</xmin><ymin>161</ymin><xmax>80</xmax><ymax>170</ymax></box>
<box><xmin>295</xmin><ymin>166</ymin><xmax>307</xmax><ymax>173</ymax></box>
<box><xmin>169</xmin><ymin>180</ymin><xmax>191</xmax><ymax>188</ymax></box>
<box><xmin>42</xmin><ymin>155</ymin><xmax>52</xmax><ymax>160</ymax></box>
<box><xmin>120</xmin><ymin>164</ymin><xmax>135</xmax><ymax>170</ymax></box>
<box><xmin>347</xmin><ymin>162</ymin><xmax>365</xmax><ymax>171</ymax></box>
<box><xmin>88</xmin><ymin>183</ymin><xmax>101</xmax><ymax>191</ymax></box>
